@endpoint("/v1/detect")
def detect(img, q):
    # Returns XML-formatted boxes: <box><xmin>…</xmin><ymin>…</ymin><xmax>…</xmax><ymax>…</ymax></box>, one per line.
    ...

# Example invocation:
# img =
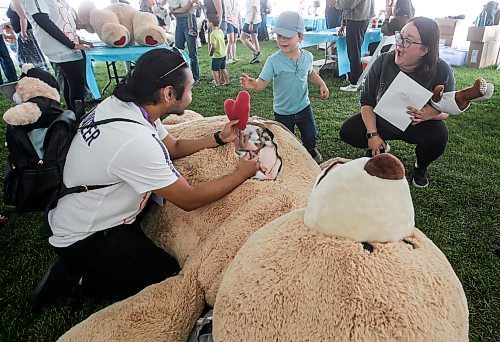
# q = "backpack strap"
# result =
<box><xmin>79</xmin><ymin>117</ymin><xmax>145</xmax><ymax>130</ymax></box>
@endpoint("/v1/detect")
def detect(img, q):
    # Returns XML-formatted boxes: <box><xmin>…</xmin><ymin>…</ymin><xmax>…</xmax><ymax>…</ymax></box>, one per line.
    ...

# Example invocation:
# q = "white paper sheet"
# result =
<box><xmin>374</xmin><ymin>72</ymin><xmax>433</xmax><ymax>131</ymax></box>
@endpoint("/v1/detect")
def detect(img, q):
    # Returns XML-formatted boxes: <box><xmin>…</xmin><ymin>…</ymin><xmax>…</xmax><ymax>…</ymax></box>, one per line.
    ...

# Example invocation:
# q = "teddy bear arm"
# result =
<box><xmin>59</xmin><ymin>270</ymin><xmax>205</xmax><ymax>341</ymax></box>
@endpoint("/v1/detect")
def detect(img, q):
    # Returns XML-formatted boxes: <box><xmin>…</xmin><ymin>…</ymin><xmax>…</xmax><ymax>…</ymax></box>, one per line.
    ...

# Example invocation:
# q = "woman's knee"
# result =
<box><xmin>339</xmin><ymin>114</ymin><xmax>365</xmax><ymax>147</ymax></box>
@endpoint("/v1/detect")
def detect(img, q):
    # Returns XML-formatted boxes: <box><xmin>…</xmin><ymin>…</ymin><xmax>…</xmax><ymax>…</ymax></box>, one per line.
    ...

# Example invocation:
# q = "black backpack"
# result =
<box><xmin>3</xmin><ymin>102</ymin><xmax>143</xmax><ymax>212</ymax></box>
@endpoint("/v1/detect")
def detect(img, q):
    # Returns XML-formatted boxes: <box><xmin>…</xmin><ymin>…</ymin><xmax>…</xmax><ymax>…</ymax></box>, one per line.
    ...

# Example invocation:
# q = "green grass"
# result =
<box><xmin>0</xmin><ymin>40</ymin><xmax>499</xmax><ymax>341</ymax></box>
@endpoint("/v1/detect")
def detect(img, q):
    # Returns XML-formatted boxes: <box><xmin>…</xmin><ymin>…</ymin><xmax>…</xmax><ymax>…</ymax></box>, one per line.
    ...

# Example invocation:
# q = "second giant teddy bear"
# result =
<box><xmin>78</xmin><ymin>2</ymin><xmax>170</xmax><ymax>47</ymax></box>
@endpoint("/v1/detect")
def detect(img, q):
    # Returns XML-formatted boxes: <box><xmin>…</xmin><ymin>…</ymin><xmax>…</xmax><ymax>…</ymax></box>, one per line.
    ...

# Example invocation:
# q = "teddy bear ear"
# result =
<box><xmin>21</xmin><ymin>63</ymin><xmax>35</xmax><ymax>75</ymax></box>
<box><xmin>3</xmin><ymin>102</ymin><xmax>42</xmax><ymax>126</ymax></box>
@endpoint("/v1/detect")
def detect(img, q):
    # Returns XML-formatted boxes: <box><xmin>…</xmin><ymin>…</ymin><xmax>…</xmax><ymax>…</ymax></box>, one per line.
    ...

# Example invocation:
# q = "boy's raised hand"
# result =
<box><xmin>320</xmin><ymin>84</ymin><xmax>330</xmax><ymax>99</ymax></box>
<box><xmin>240</xmin><ymin>73</ymin><xmax>257</xmax><ymax>90</ymax></box>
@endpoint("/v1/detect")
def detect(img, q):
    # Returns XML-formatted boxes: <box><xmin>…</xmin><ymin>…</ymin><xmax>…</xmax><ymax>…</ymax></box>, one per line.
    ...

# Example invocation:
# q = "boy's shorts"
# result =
<box><xmin>242</xmin><ymin>22</ymin><xmax>261</xmax><ymax>35</ymax></box>
<box><xmin>211</xmin><ymin>56</ymin><xmax>226</xmax><ymax>71</ymax></box>
<box><xmin>226</xmin><ymin>23</ymin><xmax>239</xmax><ymax>34</ymax></box>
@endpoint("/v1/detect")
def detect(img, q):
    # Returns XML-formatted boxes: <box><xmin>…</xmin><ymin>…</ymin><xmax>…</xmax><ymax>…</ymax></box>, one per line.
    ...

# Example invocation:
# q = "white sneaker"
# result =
<box><xmin>227</xmin><ymin>59</ymin><xmax>235</xmax><ymax>64</ymax></box>
<box><xmin>339</xmin><ymin>84</ymin><xmax>358</xmax><ymax>92</ymax></box>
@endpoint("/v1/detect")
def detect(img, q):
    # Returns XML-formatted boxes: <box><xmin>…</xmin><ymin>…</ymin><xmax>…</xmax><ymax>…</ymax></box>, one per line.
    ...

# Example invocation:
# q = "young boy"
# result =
<box><xmin>240</xmin><ymin>11</ymin><xmax>329</xmax><ymax>163</ymax></box>
<box><xmin>208</xmin><ymin>15</ymin><xmax>229</xmax><ymax>86</ymax></box>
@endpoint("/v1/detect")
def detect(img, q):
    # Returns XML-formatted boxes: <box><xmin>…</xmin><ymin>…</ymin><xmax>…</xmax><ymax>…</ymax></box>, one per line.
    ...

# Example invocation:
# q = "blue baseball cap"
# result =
<box><xmin>271</xmin><ymin>11</ymin><xmax>305</xmax><ymax>38</ymax></box>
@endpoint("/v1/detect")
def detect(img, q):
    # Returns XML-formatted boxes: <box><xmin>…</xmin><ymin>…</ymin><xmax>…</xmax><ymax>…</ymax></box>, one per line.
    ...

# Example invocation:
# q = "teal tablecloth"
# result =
<box><xmin>300</xmin><ymin>28</ymin><xmax>382</xmax><ymax>76</ymax></box>
<box><xmin>85</xmin><ymin>43</ymin><xmax>190</xmax><ymax>99</ymax></box>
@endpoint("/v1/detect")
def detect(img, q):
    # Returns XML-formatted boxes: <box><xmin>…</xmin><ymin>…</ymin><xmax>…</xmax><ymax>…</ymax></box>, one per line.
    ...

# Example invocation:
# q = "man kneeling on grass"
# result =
<box><xmin>32</xmin><ymin>48</ymin><xmax>259</xmax><ymax>310</ymax></box>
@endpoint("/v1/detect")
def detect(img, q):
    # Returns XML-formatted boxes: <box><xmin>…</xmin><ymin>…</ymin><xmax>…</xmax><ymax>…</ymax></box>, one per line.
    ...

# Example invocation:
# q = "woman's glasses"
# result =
<box><xmin>155</xmin><ymin>46</ymin><xmax>188</xmax><ymax>84</ymax></box>
<box><xmin>395</xmin><ymin>31</ymin><xmax>424</xmax><ymax>48</ymax></box>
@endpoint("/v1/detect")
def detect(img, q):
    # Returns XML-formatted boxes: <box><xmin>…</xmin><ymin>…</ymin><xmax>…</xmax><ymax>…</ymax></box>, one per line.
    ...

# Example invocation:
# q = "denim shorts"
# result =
<box><xmin>242</xmin><ymin>22</ymin><xmax>261</xmax><ymax>35</ymax></box>
<box><xmin>211</xmin><ymin>56</ymin><xmax>226</xmax><ymax>71</ymax></box>
<box><xmin>226</xmin><ymin>23</ymin><xmax>239</xmax><ymax>34</ymax></box>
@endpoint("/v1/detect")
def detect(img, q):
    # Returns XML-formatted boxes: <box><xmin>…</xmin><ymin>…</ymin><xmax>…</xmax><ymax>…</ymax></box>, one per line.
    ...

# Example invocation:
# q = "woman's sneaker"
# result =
<box><xmin>250</xmin><ymin>51</ymin><xmax>261</xmax><ymax>64</ymax></box>
<box><xmin>412</xmin><ymin>165</ymin><xmax>429</xmax><ymax>188</ymax></box>
<box><xmin>339</xmin><ymin>84</ymin><xmax>358</xmax><ymax>92</ymax></box>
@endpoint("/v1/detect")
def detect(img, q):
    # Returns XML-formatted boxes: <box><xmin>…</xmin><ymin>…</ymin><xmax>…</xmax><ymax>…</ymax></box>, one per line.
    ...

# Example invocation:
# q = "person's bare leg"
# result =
<box><xmin>221</xmin><ymin>68</ymin><xmax>229</xmax><ymax>85</ymax></box>
<box><xmin>251</xmin><ymin>33</ymin><xmax>260</xmax><ymax>53</ymax></box>
<box><xmin>241</xmin><ymin>33</ymin><xmax>258</xmax><ymax>54</ymax></box>
<box><xmin>212</xmin><ymin>70</ymin><xmax>220</xmax><ymax>86</ymax></box>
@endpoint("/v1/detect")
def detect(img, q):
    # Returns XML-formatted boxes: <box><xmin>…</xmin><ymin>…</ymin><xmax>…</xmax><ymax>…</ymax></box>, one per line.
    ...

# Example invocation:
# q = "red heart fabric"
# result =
<box><xmin>114</xmin><ymin>36</ymin><xmax>127</xmax><ymax>46</ymax></box>
<box><xmin>145</xmin><ymin>36</ymin><xmax>158</xmax><ymax>45</ymax></box>
<box><xmin>224</xmin><ymin>91</ymin><xmax>250</xmax><ymax>130</ymax></box>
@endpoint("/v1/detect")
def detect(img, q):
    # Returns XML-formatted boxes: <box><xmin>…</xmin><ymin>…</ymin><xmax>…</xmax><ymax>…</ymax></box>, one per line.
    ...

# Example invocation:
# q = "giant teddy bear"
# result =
<box><xmin>58</xmin><ymin>119</ymin><xmax>468</xmax><ymax>341</ymax></box>
<box><xmin>214</xmin><ymin>154</ymin><xmax>469</xmax><ymax>341</ymax></box>
<box><xmin>77</xmin><ymin>1</ymin><xmax>170</xmax><ymax>47</ymax></box>
<box><xmin>58</xmin><ymin>113</ymin><xmax>321</xmax><ymax>341</ymax></box>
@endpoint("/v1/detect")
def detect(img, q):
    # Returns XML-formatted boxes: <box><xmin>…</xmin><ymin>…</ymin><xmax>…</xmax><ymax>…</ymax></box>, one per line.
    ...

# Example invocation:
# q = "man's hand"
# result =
<box><xmin>74</xmin><ymin>43</ymin><xmax>92</xmax><ymax>51</ymax></box>
<box><xmin>237</xmin><ymin>152</ymin><xmax>259</xmax><ymax>178</ymax></box>
<box><xmin>78</xmin><ymin>38</ymin><xmax>94</xmax><ymax>48</ymax></box>
<box><xmin>220</xmin><ymin>119</ymin><xmax>241</xmax><ymax>143</ymax></box>
<box><xmin>320</xmin><ymin>84</ymin><xmax>330</xmax><ymax>99</ymax></box>
<box><xmin>338</xmin><ymin>25</ymin><xmax>345</xmax><ymax>36</ymax></box>
<box><xmin>240</xmin><ymin>73</ymin><xmax>257</xmax><ymax>90</ymax></box>
<box><xmin>367</xmin><ymin>135</ymin><xmax>386</xmax><ymax>156</ymax></box>
<box><xmin>407</xmin><ymin>104</ymin><xmax>441</xmax><ymax>125</ymax></box>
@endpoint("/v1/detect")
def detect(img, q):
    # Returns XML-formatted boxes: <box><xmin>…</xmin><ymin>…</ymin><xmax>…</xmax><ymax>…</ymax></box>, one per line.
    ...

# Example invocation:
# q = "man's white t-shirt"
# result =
<box><xmin>48</xmin><ymin>97</ymin><xmax>180</xmax><ymax>248</ymax></box>
<box><xmin>244</xmin><ymin>0</ymin><xmax>261</xmax><ymax>24</ymax></box>
<box><xmin>21</xmin><ymin>0</ymin><xmax>82</xmax><ymax>63</ymax></box>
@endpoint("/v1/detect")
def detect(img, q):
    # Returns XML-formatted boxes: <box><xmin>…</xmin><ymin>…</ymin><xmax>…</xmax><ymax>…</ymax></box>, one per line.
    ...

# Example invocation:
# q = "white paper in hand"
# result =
<box><xmin>374</xmin><ymin>72</ymin><xmax>433</xmax><ymax>131</ymax></box>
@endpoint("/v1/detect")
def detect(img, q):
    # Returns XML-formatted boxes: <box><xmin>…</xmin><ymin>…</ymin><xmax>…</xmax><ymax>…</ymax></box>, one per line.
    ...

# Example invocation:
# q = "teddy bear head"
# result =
<box><xmin>304</xmin><ymin>153</ymin><xmax>414</xmax><ymax>243</ymax></box>
<box><xmin>3</xmin><ymin>64</ymin><xmax>61</xmax><ymax>127</ymax></box>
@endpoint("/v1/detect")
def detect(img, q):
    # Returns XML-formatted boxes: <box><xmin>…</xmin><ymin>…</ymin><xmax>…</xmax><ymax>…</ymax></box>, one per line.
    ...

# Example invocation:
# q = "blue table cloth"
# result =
<box><xmin>86</xmin><ymin>43</ymin><xmax>190</xmax><ymax>99</ymax></box>
<box><xmin>267</xmin><ymin>15</ymin><xmax>327</xmax><ymax>31</ymax></box>
<box><xmin>300</xmin><ymin>28</ymin><xmax>382</xmax><ymax>76</ymax></box>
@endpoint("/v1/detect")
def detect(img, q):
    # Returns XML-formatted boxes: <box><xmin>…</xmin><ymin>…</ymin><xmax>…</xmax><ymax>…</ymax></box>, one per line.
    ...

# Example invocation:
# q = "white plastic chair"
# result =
<box><xmin>355</xmin><ymin>35</ymin><xmax>396</xmax><ymax>89</ymax></box>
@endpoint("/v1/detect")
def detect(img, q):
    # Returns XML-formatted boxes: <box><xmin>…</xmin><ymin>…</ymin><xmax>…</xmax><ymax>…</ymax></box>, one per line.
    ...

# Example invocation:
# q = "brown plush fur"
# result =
<box><xmin>78</xmin><ymin>2</ymin><xmax>169</xmax><ymax>47</ymax></box>
<box><xmin>161</xmin><ymin>110</ymin><xmax>204</xmax><ymax>125</ymax></box>
<box><xmin>214</xmin><ymin>210</ymin><xmax>469</xmax><ymax>341</ymax></box>
<box><xmin>59</xmin><ymin>115</ymin><xmax>320</xmax><ymax>341</ymax></box>
<box><xmin>364</xmin><ymin>153</ymin><xmax>405</xmax><ymax>180</ymax></box>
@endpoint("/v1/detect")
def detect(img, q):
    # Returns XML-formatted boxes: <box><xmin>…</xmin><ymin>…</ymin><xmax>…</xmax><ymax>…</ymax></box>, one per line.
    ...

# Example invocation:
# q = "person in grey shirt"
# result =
<box><xmin>332</xmin><ymin>0</ymin><xmax>375</xmax><ymax>92</ymax></box>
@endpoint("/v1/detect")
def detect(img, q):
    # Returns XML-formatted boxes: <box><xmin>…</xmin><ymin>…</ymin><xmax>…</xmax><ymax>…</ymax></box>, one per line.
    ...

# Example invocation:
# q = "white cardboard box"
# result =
<box><xmin>439</xmin><ymin>46</ymin><xmax>468</xmax><ymax>66</ymax></box>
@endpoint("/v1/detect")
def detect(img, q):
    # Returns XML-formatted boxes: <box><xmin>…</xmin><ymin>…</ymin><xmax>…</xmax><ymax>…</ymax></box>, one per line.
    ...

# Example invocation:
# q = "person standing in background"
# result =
<box><xmin>325</xmin><ymin>0</ymin><xmax>343</xmax><ymax>29</ymax></box>
<box><xmin>21</xmin><ymin>0</ymin><xmax>91</xmax><ymax>113</ymax></box>
<box><xmin>0</xmin><ymin>26</ymin><xmax>17</xmax><ymax>84</ymax></box>
<box><xmin>333</xmin><ymin>0</ymin><xmax>375</xmax><ymax>92</ymax></box>
<box><xmin>225</xmin><ymin>0</ymin><xmax>241</xmax><ymax>63</ymax></box>
<box><xmin>257</xmin><ymin>0</ymin><xmax>270</xmax><ymax>41</ymax></box>
<box><xmin>171</xmin><ymin>0</ymin><xmax>201</xmax><ymax>82</ymax></box>
<box><xmin>7</xmin><ymin>0</ymin><xmax>49</xmax><ymax>72</ymax></box>
<box><xmin>241</xmin><ymin>0</ymin><xmax>261</xmax><ymax>64</ymax></box>
<box><xmin>205</xmin><ymin>0</ymin><xmax>226</xmax><ymax>37</ymax></box>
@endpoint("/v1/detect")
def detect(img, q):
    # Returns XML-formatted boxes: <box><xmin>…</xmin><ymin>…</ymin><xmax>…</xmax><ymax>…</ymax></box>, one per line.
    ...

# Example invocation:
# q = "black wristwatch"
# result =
<box><xmin>214</xmin><ymin>130</ymin><xmax>226</xmax><ymax>146</ymax></box>
<box><xmin>366</xmin><ymin>131</ymin><xmax>379</xmax><ymax>139</ymax></box>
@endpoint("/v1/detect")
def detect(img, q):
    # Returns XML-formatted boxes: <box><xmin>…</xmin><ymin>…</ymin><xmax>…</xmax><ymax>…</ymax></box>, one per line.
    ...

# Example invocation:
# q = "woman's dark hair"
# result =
<box><xmin>408</xmin><ymin>17</ymin><xmax>440</xmax><ymax>78</ymax></box>
<box><xmin>394</xmin><ymin>0</ymin><xmax>415</xmax><ymax>18</ymax></box>
<box><xmin>113</xmin><ymin>48</ymin><xmax>189</xmax><ymax>105</ymax></box>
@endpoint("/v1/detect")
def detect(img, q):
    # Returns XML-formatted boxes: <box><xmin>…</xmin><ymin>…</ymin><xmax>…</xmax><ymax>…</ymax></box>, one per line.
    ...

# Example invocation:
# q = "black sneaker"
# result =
<box><xmin>250</xmin><ymin>51</ymin><xmax>261</xmax><ymax>64</ymax></box>
<box><xmin>31</xmin><ymin>256</ymin><xmax>81</xmax><ymax>312</ymax></box>
<box><xmin>412</xmin><ymin>165</ymin><xmax>429</xmax><ymax>188</ymax></box>
<box><xmin>309</xmin><ymin>148</ymin><xmax>323</xmax><ymax>164</ymax></box>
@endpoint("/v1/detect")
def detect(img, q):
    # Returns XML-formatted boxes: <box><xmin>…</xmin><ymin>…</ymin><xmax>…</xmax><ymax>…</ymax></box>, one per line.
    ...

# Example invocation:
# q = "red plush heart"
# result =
<box><xmin>224</xmin><ymin>91</ymin><xmax>251</xmax><ymax>130</ymax></box>
<box><xmin>145</xmin><ymin>36</ymin><xmax>158</xmax><ymax>46</ymax></box>
<box><xmin>114</xmin><ymin>36</ymin><xmax>127</xmax><ymax>46</ymax></box>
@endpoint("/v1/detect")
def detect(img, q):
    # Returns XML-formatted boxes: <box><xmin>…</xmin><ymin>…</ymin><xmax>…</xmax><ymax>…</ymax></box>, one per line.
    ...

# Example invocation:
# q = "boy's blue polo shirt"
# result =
<box><xmin>259</xmin><ymin>49</ymin><xmax>313</xmax><ymax>115</ymax></box>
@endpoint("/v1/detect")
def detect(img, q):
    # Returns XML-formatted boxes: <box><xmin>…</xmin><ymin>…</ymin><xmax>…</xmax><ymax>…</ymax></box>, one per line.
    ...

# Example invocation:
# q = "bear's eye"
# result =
<box><xmin>403</xmin><ymin>239</ymin><xmax>416</xmax><ymax>249</ymax></box>
<box><xmin>361</xmin><ymin>242</ymin><xmax>374</xmax><ymax>253</ymax></box>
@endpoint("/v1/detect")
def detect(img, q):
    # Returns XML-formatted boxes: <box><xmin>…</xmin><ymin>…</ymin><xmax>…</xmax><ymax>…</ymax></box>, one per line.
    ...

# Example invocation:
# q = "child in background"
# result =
<box><xmin>208</xmin><ymin>15</ymin><xmax>229</xmax><ymax>86</ymax></box>
<box><xmin>240</xmin><ymin>11</ymin><xmax>329</xmax><ymax>163</ymax></box>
